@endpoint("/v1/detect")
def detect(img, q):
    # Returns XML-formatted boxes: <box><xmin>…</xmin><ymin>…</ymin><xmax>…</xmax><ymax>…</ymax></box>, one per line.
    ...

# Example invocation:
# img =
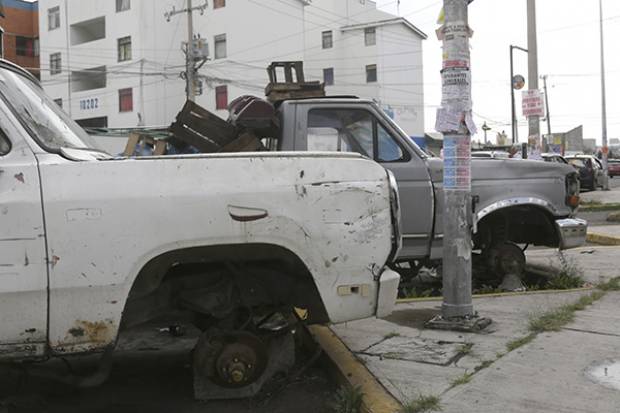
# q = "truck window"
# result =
<box><xmin>0</xmin><ymin>129</ymin><xmax>9</xmax><ymax>155</ymax></box>
<box><xmin>307</xmin><ymin>108</ymin><xmax>407</xmax><ymax>162</ymax></box>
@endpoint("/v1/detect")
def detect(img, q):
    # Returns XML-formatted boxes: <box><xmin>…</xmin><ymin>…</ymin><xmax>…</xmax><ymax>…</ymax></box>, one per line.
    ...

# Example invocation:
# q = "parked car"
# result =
<box><xmin>608</xmin><ymin>159</ymin><xmax>620</xmax><ymax>178</ymax></box>
<box><xmin>541</xmin><ymin>153</ymin><xmax>568</xmax><ymax>164</ymax></box>
<box><xmin>0</xmin><ymin>60</ymin><xmax>401</xmax><ymax>395</ymax></box>
<box><xmin>565</xmin><ymin>155</ymin><xmax>604</xmax><ymax>190</ymax></box>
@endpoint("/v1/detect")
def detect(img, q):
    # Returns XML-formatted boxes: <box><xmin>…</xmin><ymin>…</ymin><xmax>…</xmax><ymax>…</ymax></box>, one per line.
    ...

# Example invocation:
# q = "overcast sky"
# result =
<box><xmin>378</xmin><ymin>0</ymin><xmax>619</xmax><ymax>145</ymax></box>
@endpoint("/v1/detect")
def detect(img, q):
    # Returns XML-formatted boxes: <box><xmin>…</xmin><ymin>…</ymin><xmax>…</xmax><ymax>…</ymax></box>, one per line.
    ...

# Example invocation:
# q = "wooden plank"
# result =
<box><xmin>153</xmin><ymin>140</ymin><xmax>167</xmax><ymax>156</ymax></box>
<box><xmin>170</xmin><ymin>122</ymin><xmax>221</xmax><ymax>153</ymax></box>
<box><xmin>219</xmin><ymin>132</ymin><xmax>263</xmax><ymax>153</ymax></box>
<box><xmin>123</xmin><ymin>132</ymin><xmax>141</xmax><ymax>156</ymax></box>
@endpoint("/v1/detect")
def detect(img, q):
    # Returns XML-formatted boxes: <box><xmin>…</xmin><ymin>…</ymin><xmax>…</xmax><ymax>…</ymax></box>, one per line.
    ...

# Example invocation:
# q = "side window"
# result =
<box><xmin>377</xmin><ymin>123</ymin><xmax>404</xmax><ymax>162</ymax></box>
<box><xmin>0</xmin><ymin>129</ymin><xmax>10</xmax><ymax>155</ymax></box>
<box><xmin>307</xmin><ymin>108</ymin><xmax>407</xmax><ymax>162</ymax></box>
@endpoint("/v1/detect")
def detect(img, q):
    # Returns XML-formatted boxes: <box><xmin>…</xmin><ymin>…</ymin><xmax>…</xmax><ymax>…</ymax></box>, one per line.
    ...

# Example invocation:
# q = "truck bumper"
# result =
<box><xmin>556</xmin><ymin>218</ymin><xmax>588</xmax><ymax>250</ymax></box>
<box><xmin>376</xmin><ymin>268</ymin><xmax>400</xmax><ymax>318</ymax></box>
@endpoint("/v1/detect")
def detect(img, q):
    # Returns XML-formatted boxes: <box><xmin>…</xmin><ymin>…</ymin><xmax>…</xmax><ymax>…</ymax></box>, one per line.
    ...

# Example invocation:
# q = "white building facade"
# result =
<box><xmin>38</xmin><ymin>0</ymin><xmax>426</xmax><ymax>137</ymax></box>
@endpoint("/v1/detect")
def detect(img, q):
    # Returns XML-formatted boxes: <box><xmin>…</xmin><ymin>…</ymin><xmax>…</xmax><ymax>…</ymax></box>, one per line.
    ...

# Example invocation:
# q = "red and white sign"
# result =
<box><xmin>522</xmin><ymin>89</ymin><xmax>545</xmax><ymax>118</ymax></box>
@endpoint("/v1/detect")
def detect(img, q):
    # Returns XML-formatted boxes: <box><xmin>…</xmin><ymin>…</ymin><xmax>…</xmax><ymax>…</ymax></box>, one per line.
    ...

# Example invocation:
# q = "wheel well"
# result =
<box><xmin>121</xmin><ymin>243</ymin><xmax>329</xmax><ymax>329</ymax></box>
<box><xmin>474</xmin><ymin>206</ymin><xmax>559</xmax><ymax>250</ymax></box>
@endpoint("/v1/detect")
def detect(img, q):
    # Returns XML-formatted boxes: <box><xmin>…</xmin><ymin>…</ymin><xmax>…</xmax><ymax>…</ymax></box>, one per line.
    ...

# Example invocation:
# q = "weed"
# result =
<box><xmin>474</xmin><ymin>359</ymin><xmax>494</xmax><ymax>372</ymax></box>
<box><xmin>450</xmin><ymin>372</ymin><xmax>473</xmax><ymax>387</ymax></box>
<box><xmin>529</xmin><ymin>307</ymin><xmax>575</xmax><ymax>332</ymax></box>
<box><xmin>598</xmin><ymin>277</ymin><xmax>620</xmax><ymax>292</ymax></box>
<box><xmin>401</xmin><ymin>395</ymin><xmax>442</xmax><ymax>413</ymax></box>
<box><xmin>383</xmin><ymin>332</ymin><xmax>401</xmax><ymax>340</ymax></box>
<box><xmin>332</xmin><ymin>385</ymin><xmax>364</xmax><ymax>413</ymax></box>
<box><xmin>505</xmin><ymin>333</ymin><xmax>536</xmax><ymax>351</ymax></box>
<box><xmin>547</xmin><ymin>252</ymin><xmax>584</xmax><ymax>290</ymax></box>
<box><xmin>456</xmin><ymin>343</ymin><xmax>473</xmax><ymax>357</ymax></box>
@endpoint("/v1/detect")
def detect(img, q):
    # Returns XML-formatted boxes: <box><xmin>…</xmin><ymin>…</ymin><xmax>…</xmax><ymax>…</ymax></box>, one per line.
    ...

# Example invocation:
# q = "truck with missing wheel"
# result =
<box><xmin>0</xmin><ymin>60</ymin><xmax>401</xmax><ymax>397</ymax></box>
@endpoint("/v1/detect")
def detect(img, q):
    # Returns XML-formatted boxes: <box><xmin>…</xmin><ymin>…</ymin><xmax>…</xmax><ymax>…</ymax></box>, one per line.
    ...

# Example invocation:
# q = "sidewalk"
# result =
<box><xmin>587</xmin><ymin>225</ymin><xmax>620</xmax><ymax>245</ymax></box>
<box><xmin>440</xmin><ymin>291</ymin><xmax>620</xmax><ymax>412</ymax></box>
<box><xmin>581</xmin><ymin>188</ymin><xmax>620</xmax><ymax>204</ymax></box>
<box><xmin>325</xmin><ymin>246</ymin><xmax>620</xmax><ymax>412</ymax></box>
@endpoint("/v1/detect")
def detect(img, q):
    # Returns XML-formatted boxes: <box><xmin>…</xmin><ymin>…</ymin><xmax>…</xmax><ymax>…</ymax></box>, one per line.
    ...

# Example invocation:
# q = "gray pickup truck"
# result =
<box><xmin>270</xmin><ymin>97</ymin><xmax>587</xmax><ymax>278</ymax></box>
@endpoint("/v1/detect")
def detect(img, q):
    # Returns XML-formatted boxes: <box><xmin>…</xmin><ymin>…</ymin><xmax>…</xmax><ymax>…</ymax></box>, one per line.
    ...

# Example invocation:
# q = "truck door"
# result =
<box><xmin>0</xmin><ymin>122</ymin><xmax>48</xmax><ymax>358</ymax></box>
<box><xmin>297</xmin><ymin>104</ymin><xmax>434</xmax><ymax>259</ymax></box>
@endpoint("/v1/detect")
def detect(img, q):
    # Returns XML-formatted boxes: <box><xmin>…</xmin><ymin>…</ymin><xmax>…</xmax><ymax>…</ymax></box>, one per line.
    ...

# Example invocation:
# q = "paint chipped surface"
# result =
<box><xmin>14</xmin><ymin>173</ymin><xmax>24</xmax><ymax>183</ymax></box>
<box><xmin>66</xmin><ymin>320</ymin><xmax>115</xmax><ymax>344</ymax></box>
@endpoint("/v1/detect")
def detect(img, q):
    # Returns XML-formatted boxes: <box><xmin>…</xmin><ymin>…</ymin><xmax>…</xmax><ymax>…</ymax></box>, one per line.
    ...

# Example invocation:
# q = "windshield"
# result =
<box><xmin>567</xmin><ymin>158</ymin><xmax>586</xmax><ymax>168</ymax></box>
<box><xmin>0</xmin><ymin>67</ymin><xmax>103</xmax><ymax>152</ymax></box>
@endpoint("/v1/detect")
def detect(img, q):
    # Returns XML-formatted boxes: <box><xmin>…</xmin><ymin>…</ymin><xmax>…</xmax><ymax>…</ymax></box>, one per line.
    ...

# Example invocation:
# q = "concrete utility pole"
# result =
<box><xmin>428</xmin><ymin>0</ymin><xmax>490</xmax><ymax>331</ymax></box>
<box><xmin>599</xmin><ymin>0</ymin><xmax>610</xmax><ymax>190</ymax></box>
<box><xmin>165</xmin><ymin>0</ymin><xmax>208</xmax><ymax>102</ymax></box>
<box><xmin>527</xmin><ymin>0</ymin><xmax>540</xmax><ymax>147</ymax></box>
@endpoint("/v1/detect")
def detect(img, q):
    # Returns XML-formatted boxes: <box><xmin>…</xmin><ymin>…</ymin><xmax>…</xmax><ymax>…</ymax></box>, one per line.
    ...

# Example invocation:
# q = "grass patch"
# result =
<box><xmin>450</xmin><ymin>373</ymin><xmax>473</xmax><ymax>387</ymax></box>
<box><xmin>332</xmin><ymin>385</ymin><xmax>364</xmax><ymax>413</ymax></box>
<box><xmin>529</xmin><ymin>306</ymin><xmax>575</xmax><ymax>332</ymax></box>
<box><xmin>598</xmin><ymin>276</ymin><xmax>620</xmax><ymax>291</ymax></box>
<box><xmin>401</xmin><ymin>395</ymin><xmax>442</xmax><ymax>413</ymax></box>
<box><xmin>505</xmin><ymin>333</ymin><xmax>536</xmax><ymax>351</ymax></box>
<box><xmin>579</xmin><ymin>202</ymin><xmax>620</xmax><ymax>212</ymax></box>
<box><xmin>383</xmin><ymin>332</ymin><xmax>401</xmax><ymax>340</ymax></box>
<box><xmin>474</xmin><ymin>359</ymin><xmax>494</xmax><ymax>372</ymax></box>
<box><xmin>545</xmin><ymin>252</ymin><xmax>584</xmax><ymax>290</ymax></box>
<box><xmin>456</xmin><ymin>343</ymin><xmax>473</xmax><ymax>357</ymax></box>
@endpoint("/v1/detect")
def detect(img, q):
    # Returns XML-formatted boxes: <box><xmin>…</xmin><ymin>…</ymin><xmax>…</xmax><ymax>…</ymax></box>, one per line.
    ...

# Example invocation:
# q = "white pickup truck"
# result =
<box><xmin>0</xmin><ymin>60</ymin><xmax>400</xmax><ymax>391</ymax></box>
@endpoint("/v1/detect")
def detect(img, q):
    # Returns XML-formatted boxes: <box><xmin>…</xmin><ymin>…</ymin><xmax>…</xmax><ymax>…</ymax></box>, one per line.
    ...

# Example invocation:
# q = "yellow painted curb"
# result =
<box><xmin>307</xmin><ymin>325</ymin><xmax>402</xmax><ymax>413</ymax></box>
<box><xmin>587</xmin><ymin>232</ymin><xmax>620</xmax><ymax>246</ymax></box>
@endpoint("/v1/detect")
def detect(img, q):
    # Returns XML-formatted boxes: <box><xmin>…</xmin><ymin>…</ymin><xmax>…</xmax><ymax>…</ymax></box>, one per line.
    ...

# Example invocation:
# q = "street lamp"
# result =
<box><xmin>510</xmin><ymin>45</ymin><xmax>528</xmax><ymax>144</ymax></box>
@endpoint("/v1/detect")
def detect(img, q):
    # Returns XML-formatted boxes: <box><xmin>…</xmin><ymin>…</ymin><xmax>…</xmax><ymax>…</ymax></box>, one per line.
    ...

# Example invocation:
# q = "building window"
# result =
<box><xmin>116</xmin><ymin>0</ymin><xmax>130</xmax><ymax>12</ymax></box>
<box><xmin>214</xmin><ymin>34</ymin><xmax>227</xmax><ymax>59</ymax></box>
<box><xmin>323</xmin><ymin>68</ymin><xmax>334</xmax><ymax>86</ymax></box>
<box><xmin>48</xmin><ymin>6</ymin><xmax>60</xmax><ymax>31</ymax></box>
<box><xmin>53</xmin><ymin>98</ymin><xmax>63</xmax><ymax>108</ymax></box>
<box><xmin>322</xmin><ymin>30</ymin><xmax>333</xmax><ymax>49</ymax></box>
<box><xmin>16</xmin><ymin>36</ymin><xmax>35</xmax><ymax>57</ymax></box>
<box><xmin>366</xmin><ymin>64</ymin><xmax>377</xmax><ymax>83</ymax></box>
<box><xmin>119</xmin><ymin>88</ymin><xmax>133</xmax><ymax>112</ymax></box>
<box><xmin>214</xmin><ymin>0</ymin><xmax>225</xmax><ymax>9</ymax></box>
<box><xmin>118</xmin><ymin>36</ymin><xmax>132</xmax><ymax>62</ymax></box>
<box><xmin>34</xmin><ymin>38</ymin><xmax>40</xmax><ymax>57</ymax></box>
<box><xmin>215</xmin><ymin>85</ymin><xmax>228</xmax><ymax>110</ymax></box>
<box><xmin>50</xmin><ymin>53</ymin><xmax>62</xmax><ymax>75</ymax></box>
<box><xmin>0</xmin><ymin>27</ymin><xmax>4</xmax><ymax>59</ymax></box>
<box><xmin>364</xmin><ymin>27</ymin><xmax>376</xmax><ymax>46</ymax></box>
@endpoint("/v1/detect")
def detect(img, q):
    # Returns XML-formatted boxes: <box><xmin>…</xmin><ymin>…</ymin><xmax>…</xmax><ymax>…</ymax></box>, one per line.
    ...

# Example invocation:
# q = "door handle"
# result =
<box><xmin>228</xmin><ymin>205</ymin><xmax>268</xmax><ymax>222</ymax></box>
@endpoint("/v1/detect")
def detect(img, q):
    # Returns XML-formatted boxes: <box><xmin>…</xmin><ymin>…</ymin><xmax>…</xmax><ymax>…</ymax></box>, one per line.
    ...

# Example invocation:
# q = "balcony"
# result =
<box><xmin>70</xmin><ymin>16</ymin><xmax>106</xmax><ymax>46</ymax></box>
<box><xmin>71</xmin><ymin>66</ymin><xmax>106</xmax><ymax>92</ymax></box>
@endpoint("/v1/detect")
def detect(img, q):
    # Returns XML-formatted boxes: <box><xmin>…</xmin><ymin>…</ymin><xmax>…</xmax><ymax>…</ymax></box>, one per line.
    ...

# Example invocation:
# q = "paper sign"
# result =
<box><xmin>443</xmin><ymin>135</ymin><xmax>471</xmax><ymax>191</ymax></box>
<box><xmin>522</xmin><ymin>89</ymin><xmax>545</xmax><ymax>118</ymax></box>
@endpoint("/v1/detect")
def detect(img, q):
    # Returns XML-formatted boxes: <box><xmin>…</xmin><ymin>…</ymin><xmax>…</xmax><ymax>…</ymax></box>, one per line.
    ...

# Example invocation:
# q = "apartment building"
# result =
<box><xmin>0</xmin><ymin>0</ymin><xmax>39</xmax><ymax>78</ymax></box>
<box><xmin>38</xmin><ymin>0</ymin><xmax>426</xmax><ymax>136</ymax></box>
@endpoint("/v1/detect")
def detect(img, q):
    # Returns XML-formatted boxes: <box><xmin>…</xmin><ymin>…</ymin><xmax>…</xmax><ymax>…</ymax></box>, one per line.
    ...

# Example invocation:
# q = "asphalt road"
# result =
<box><xmin>577</xmin><ymin>177</ymin><xmax>620</xmax><ymax>226</ymax></box>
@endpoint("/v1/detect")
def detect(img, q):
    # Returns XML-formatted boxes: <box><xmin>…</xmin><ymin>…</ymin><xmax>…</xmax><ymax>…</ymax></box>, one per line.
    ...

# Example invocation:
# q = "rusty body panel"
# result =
<box><xmin>36</xmin><ymin>152</ymin><xmax>395</xmax><ymax>354</ymax></box>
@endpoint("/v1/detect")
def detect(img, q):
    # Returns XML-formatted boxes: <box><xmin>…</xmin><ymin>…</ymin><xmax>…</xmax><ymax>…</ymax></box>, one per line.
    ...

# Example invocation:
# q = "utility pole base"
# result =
<box><xmin>425</xmin><ymin>314</ymin><xmax>492</xmax><ymax>333</ymax></box>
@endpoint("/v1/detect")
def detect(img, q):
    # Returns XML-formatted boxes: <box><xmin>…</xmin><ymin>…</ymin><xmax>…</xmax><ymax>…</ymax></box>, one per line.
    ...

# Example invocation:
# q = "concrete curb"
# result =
<box><xmin>587</xmin><ymin>232</ymin><xmax>620</xmax><ymax>246</ymax></box>
<box><xmin>306</xmin><ymin>325</ymin><xmax>402</xmax><ymax>413</ymax></box>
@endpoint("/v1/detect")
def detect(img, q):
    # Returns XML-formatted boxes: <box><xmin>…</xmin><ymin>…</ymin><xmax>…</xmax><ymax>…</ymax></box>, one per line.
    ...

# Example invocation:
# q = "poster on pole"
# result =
<box><xmin>442</xmin><ymin>135</ymin><xmax>471</xmax><ymax>191</ymax></box>
<box><xmin>521</xmin><ymin>89</ymin><xmax>545</xmax><ymax>118</ymax></box>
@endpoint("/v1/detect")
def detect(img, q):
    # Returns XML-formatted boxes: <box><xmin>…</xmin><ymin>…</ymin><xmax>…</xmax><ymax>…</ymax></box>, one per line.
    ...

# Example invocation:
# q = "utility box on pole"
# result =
<box><xmin>428</xmin><ymin>0</ymin><xmax>491</xmax><ymax>332</ymax></box>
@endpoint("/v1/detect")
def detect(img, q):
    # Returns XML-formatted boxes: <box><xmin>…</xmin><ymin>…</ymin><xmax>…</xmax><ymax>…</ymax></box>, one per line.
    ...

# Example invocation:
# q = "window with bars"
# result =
<box><xmin>366</xmin><ymin>64</ymin><xmax>377</xmax><ymax>83</ymax></box>
<box><xmin>364</xmin><ymin>27</ymin><xmax>376</xmax><ymax>46</ymax></box>
<box><xmin>116</xmin><ymin>0</ymin><xmax>130</xmax><ymax>12</ymax></box>
<box><xmin>214</xmin><ymin>34</ymin><xmax>227</xmax><ymax>59</ymax></box>
<box><xmin>119</xmin><ymin>88</ymin><xmax>133</xmax><ymax>112</ymax></box>
<box><xmin>214</xmin><ymin>0</ymin><xmax>225</xmax><ymax>9</ymax></box>
<box><xmin>50</xmin><ymin>53</ymin><xmax>62</xmax><ymax>75</ymax></box>
<box><xmin>322</xmin><ymin>30</ymin><xmax>333</xmax><ymax>49</ymax></box>
<box><xmin>117</xmin><ymin>36</ymin><xmax>132</xmax><ymax>62</ymax></box>
<box><xmin>48</xmin><ymin>6</ymin><xmax>60</xmax><ymax>30</ymax></box>
<box><xmin>215</xmin><ymin>85</ymin><xmax>228</xmax><ymax>110</ymax></box>
<box><xmin>323</xmin><ymin>68</ymin><xmax>334</xmax><ymax>86</ymax></box>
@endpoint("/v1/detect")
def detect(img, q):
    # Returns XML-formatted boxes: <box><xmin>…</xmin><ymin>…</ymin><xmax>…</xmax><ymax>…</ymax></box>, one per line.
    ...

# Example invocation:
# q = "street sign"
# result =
<box><xmin>522</xmin><ymin>89</ymin><xmax>545</xmax><ymax>118</ymax></box>
<box><xmin>512</xmin><ymin>74</ymin><xmax>525</xmax><ymax>90</ymax></box>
